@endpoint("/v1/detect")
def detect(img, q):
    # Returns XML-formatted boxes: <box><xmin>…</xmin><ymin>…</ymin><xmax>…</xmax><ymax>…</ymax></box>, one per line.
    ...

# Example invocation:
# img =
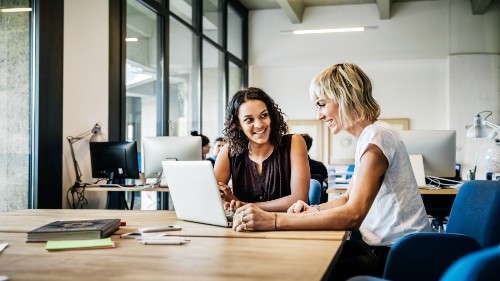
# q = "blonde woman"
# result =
<box><xmin>231</xmin><ymin>64</ymin><xmax>431</xmax><ymax>280</ymax></box>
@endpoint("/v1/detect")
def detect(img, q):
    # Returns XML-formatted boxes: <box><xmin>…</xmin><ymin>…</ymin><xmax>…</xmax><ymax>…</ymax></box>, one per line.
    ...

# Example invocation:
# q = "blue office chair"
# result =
<box><xmin>382</xmin><ymin>232</ymin><xmax>481</xmax><ymax>281</ymax></box>
<box><xmin>347</xmin><ymin>246</ymin><xmax>500</xmax><ymax>281</ymax></box>
<box><xmin>346</xmin><ymin>180</ymin><xmax>500</xmax><ymax>281</ymax></box>
<box><xmin>346</xmin><ymin>164</ymin><xmax>355</xmax><ymax>180</ymax></box>
<box><xmin>440</xmin><ymin>245</ymin><xmax>500</xmax><ymax>281</ymax></box>
<box><xmin>308</xmin><ymin>179</ymin><xmax>322</xmax><ymax>205</ymax></box>
<box><xmin>446</xmin><ymin>180</ymin><xmax>500</xmax><ymax>248</ymax></box>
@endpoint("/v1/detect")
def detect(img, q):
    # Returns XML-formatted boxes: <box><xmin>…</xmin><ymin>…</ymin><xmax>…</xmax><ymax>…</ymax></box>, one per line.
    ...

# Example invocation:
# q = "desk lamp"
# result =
<box><xmin>67</xmin><ymin>122</ymin><xmax>107</xmax><ymax>208</ymax></box>
<box><xmin>467</xmin><ymin>111</ymin><xmax>500</xmax><ymax>176</ymax></box>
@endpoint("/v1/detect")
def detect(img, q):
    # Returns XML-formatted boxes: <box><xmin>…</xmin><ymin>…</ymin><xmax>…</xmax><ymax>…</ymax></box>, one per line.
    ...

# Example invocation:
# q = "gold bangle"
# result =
<box><xmin>274</xmin><ymin>213</ymin><xmax>277</xmax><ymax>230</ymax></box>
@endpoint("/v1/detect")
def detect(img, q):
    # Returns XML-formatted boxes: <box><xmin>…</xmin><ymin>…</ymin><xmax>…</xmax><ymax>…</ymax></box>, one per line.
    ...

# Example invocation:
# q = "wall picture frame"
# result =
<box><xmin>379</xmin><ymin>118</ymin><xmax>410</xmax><ymax>131</ymax></box>
<box><xmin>328</xmin><ymin>131</ymin><xmax>357</xmax><ymax>165</ymax></box>
<box><xmin>287</xmin><ymin>119</ymin><xmax>324</xmax><ymax>162</ymax></box>
<box><xmin>327</xmin><ymin>118</ymin><xmax>411</xmax><ymax>165</ymax></box>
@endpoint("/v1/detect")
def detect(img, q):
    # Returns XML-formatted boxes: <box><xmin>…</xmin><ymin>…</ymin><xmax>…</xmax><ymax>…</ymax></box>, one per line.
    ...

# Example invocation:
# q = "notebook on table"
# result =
<box><xmin>161</xmin><ymin>161</ymin><xmax>233</xmax><ymax>227</ymax></box>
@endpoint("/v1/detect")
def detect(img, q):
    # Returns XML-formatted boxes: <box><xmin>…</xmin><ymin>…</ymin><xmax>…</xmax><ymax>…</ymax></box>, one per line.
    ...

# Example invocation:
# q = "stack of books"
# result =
<box><xmin>27</xmin><ymin>218</ymin><xmax>121</xmax><ymax>243</ymax></box>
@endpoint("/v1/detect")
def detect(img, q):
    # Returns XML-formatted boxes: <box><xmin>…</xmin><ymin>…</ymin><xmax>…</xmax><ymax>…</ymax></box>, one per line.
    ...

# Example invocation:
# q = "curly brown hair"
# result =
<box><xmin>223</xmin><ymin>87</ymin><xmax>288</xmax><ymax>156</ymax></box>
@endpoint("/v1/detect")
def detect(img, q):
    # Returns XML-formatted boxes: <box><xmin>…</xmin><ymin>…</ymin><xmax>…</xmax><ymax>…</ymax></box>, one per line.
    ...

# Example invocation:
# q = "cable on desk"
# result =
<box><xmin>426</xmin><ymin>176</ymin><xmax>462</xmax><ymax>188</ymax></box>
<box><xmin>66</xmin><ymin>184</ymin><xmax>88</xmax><ymax>209</ymax></box>
<box><xmin>66</xmin><ymin>179</ymin><xmax>103</xmax><ymax>209</ymax></box>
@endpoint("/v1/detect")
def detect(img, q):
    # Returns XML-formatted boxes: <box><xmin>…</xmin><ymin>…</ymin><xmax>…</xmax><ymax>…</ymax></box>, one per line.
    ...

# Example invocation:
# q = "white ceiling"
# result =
<box><xmin>238</xmin><ymin>0</ymin><xmax>494</xmax><ymax>22</ymax></box>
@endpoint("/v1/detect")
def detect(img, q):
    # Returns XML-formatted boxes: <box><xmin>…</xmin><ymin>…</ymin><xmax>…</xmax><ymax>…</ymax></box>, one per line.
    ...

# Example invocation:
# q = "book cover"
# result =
<box><xmin>27</xmin><ymin>219</ymin><xmax>121</xmax><ymax>242</ymax></box>
<box><xmin>46</xmin><ymin>238</ymin><xmax>115</xmax><ymax>251</ymax></box>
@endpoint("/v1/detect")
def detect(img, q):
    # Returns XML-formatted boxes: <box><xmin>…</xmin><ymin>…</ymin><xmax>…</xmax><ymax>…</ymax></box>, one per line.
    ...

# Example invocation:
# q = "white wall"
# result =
<box><xmin>248</xmin><ymin>0</ymin><xmax>500</xmax><ymax>177</ymax></box>
<box><xmin>61</xmin><ymin>0</ymin><xmax>500</xmax><ymax>207</ymax></box>
<box><xmin>63</xmin><ymin>0</ymin><xmax>109</xmax><ymax>208</ymax></box>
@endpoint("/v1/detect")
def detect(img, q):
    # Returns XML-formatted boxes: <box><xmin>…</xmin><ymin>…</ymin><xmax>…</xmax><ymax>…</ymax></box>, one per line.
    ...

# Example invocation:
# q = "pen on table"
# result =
<box><xmin>140</xmin><ymin>239</ymin><xmax>190</xmax><ymax>245</ymax></box>
<box><xmin>141</xmin><ymin>236</ymin><xmax>191</xmax><ymax>241</ymax></box>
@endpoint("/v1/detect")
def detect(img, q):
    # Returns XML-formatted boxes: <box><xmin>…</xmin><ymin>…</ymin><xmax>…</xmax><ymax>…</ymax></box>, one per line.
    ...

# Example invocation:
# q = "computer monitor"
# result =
<box><xmin>399</xmin><ymin>130</ymin><xmax>456</xmax><ymax>178</ymax></box>
<box><xmin>142</xmin><ymin>136</ymin><xmax>202</xmax><ymax>179</ymax></box>
<box><xmin>89</xmin><ymin>141</ymin><xmax>140</xmax><ymax>183</ymax></box>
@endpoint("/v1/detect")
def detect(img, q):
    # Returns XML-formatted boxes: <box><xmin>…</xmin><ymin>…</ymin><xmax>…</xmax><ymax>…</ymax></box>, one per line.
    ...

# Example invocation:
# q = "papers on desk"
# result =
<box><xmin>0</xmin><ymin>242</ymin><xmax>8</xmax><ymax>253</ymax></box>
<box><xmin>46</xmin><ymin>238</ymin><xmax>115</xmax><ymax>251</ymax></box>
<box><xmin>328</xmin><ymin>178</ymin><xmax>350</xmax><ymax>190</ymax></box>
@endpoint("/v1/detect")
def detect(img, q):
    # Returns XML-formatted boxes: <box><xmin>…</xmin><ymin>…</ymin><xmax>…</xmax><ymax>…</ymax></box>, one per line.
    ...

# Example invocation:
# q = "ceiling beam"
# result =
<box><xmin>277</xmin><ymin>0</ymin><xmax>305</xmax><ymax>24</ymax></box>
<box><xmin>470</xmin><ymin>0</ymin><xmax>492</xmax><ymax>14</ymax></box>
<box><xmin>376</xmin><ymin>0</ymin><xmax>392</xmax><ymax>20</ymax></box>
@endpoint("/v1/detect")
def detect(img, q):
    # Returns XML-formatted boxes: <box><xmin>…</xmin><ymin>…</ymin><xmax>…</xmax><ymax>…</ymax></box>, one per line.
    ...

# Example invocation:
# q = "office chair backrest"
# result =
<box><xmin>439</xmin><ymin>246</ymin><xmax>500</xmax><ymax>281</ymax></box>
<box><xmin>346</xmin><ymin>164</ymin><xmax>355</xmax><ymax>180</ymax></box>
<box><xmin>446</xmin><ymin>180</ymin><xmax>500</xmax><ymax>248</ymax></box>
<box><xmin>383</xmin><ymin>232</ymin><xmax>481</xmax><ymax>281</ymax></box>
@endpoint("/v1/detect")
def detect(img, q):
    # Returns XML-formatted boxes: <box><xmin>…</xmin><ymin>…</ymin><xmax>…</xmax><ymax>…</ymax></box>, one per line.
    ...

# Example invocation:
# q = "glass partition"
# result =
<box><xmin>126</xmin><ymin>0</ymin><xmax>163</xmax><ymax>144</ymax></box>
<box><xmin>228</xmin><ymin>60</ymin><xmax>243</xmax><ymax>98</ymax></box>
<box><xmin>228</xmin><ymin>4</ymin><xmax>243</xmax><ymax>59</ymax></box>
<box><xmin>202</xmin><ymin>0</ymin><xmax>222</xmax><ymax>44</ymax></box>
<box><xmin>202</xmin><ymin>40</ymin><xmax>225</xmax><ymax>142</ymax></box>
<box><xmin>170</xmin><ymin>16</ymin><xmax>200</xmax><ymax>136</ymax></box>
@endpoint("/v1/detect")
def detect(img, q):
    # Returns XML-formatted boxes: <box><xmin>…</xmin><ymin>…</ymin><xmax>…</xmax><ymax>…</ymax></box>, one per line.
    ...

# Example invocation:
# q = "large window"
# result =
<box><xmin>169</xmin><ymin>16</ymin><xmax>200</xmax><ymax>136</ymax></box>
<box><xmin>111</xmin><ymin>0</ymin><xmax>247</xmax><ymax>209</ymax></box>
<box><xmin>202</xmin><ymin>40</ymin><xmax>225</xmax><ymax>141</ymax></box>
<box><xmin>120</xmin><ymin>0</ymin><xmax>246</xmax><ymax>143</ymax></box>
<box><xmin>125</xmin><ymin>0</ymin><xmax>162</xmax><ymax>142</ymax></box>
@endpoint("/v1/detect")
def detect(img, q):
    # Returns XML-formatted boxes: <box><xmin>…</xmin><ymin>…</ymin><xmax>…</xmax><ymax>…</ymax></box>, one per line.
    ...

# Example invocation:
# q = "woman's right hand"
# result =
<box><xmin>219</xmin><ymin>182</ymin><xmax>246</xmax><ymax>212</ymax></box>
<box><xmin>224</xmin><ymin>199</ymin><xmax>246</xmax><ymax>213</ymax></box>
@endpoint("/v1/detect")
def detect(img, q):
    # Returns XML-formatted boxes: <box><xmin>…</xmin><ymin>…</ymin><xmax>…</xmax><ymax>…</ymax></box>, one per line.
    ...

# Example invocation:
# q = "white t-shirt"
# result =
<box><xmin>354</xmin><ymin>121</ymin><xmax>432</xmax><ymax>246</ymax></box>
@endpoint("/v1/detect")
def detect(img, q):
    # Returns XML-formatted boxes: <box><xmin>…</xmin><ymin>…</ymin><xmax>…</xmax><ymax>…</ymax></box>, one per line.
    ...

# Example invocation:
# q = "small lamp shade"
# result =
<box><xmin>89</xmin><ymin>123</ymin><xmax>107</xmax><ymax>142</ymax></box>
<box><xmin>485</xmin><ymin>140</ymin><xmax>500</xmax><ymax>173</ymax></box>
<box><xmin>466</xmin><ymin>116</ymin><xmax>489</xmax><ymax>138</ymax></box>
<box><xmin>90</xmin><ymin>132</ymin><xmax>107</xmax><ymax>142</ymax></box>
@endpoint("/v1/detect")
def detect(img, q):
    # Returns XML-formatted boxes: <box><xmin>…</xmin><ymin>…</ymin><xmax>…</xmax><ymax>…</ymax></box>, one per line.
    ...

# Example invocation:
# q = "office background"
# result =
<box><xmin>1</xmin><ymin>0</ymin><xmax>499</xmax><ymax>211</ymax></box>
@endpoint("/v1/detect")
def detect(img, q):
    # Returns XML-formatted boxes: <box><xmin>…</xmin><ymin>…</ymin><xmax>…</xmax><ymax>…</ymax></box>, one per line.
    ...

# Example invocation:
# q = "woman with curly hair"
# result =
<box><xmin>214</xmin><ymin>87</ymin><xmax>310</xmax><ymax>212</ymax></box>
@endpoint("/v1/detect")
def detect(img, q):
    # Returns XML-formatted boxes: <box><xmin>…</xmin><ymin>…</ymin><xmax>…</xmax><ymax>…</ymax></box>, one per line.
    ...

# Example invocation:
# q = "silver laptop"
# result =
<box><xmin>162</xmin><ymin>161</ymin><xmax>233</xmax><ymax>227</ymax></box>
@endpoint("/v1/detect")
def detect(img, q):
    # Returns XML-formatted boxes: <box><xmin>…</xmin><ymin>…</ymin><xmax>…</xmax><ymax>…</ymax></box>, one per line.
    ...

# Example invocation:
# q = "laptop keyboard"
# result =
<box><xmin>225</xmin><ymin>210</ymin><xmax>234</xmax><ymax>222</ymax></box>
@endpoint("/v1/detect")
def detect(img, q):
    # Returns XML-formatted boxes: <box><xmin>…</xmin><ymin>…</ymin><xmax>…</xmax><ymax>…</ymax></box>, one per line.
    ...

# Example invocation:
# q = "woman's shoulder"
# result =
<box><xmin>360</xmin><ymin>121</ymin><xmax>400</xmax><ymax>151</ymax></box>
<box><xmin>364</xmin><ymin>121</ymin><xmax>397</xmax><ymax>139</ymax></box>
<box><xmin>277</xmin><ymin>133</ymin><xmax>294</xmax><ymax>147</ymax></box>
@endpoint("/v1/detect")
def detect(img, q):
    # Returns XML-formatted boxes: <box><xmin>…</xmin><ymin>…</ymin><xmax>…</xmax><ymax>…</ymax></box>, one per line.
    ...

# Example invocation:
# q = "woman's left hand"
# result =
<box><xmin>232</xmin><ymin>203</ymin><xmax>276</xmax><ymax>232</ymax></box>
<box><xmin>287</xmin><ymin>200</ymin><xmax>318</xmax><ymax>213</ymax></box>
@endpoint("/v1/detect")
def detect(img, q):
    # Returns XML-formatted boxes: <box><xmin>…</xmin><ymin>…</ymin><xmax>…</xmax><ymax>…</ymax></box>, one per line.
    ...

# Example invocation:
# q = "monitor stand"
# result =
<box><xmin>105</xmin><ymin>173</ymin><xmax>130</xmax><ymax>210</ymax></box>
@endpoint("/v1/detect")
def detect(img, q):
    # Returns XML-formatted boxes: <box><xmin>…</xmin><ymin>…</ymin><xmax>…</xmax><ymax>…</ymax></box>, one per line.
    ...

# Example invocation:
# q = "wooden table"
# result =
<box><xmin>0</xmin><ymin>209</ymin><xmax>346</xmax><ymax>281</ymax></box>
<box><xmin>0</xmin><ymin>210</ymin><xmax>347</xmax><ymax>241</ymax></box>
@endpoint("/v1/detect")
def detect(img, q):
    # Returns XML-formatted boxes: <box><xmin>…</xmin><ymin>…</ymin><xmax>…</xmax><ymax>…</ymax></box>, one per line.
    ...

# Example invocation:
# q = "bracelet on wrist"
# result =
<box><xmin>311</xmin><ymin>205</ymin><xmax>321</xmax><ymax>211</ymax></box>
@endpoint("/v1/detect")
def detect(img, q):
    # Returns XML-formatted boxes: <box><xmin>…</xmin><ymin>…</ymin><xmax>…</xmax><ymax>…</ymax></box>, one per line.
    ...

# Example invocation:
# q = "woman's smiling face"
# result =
<box><xmin>315</xmin><ymin>98</ymin><xmax>344</xmax><ymax>135</ymax></box>
<box><xmin>237</xmin><ymin>99</ymin><xmax>271</xmax><ymax>145</ymax></box>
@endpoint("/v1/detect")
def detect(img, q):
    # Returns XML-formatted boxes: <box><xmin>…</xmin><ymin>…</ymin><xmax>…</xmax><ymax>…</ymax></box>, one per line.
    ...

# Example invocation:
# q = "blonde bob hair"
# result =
<box><xmin>309</xmin><ymin>63</ymin><xmax>380</xmax><ymax>128</ymax></box>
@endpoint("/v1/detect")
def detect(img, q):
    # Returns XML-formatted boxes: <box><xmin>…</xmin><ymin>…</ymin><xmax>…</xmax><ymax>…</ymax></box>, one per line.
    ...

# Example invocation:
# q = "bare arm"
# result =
<box><xmin>214</xmin><ymin>144</ymin><xmax>231</xmax><ymax>184</ymax></box>
<box><xmin>254</xmin><ymin>134</ymin><xmax>310</xmax><ymax>212</ymax></box>
<box><xmin>234</xmin><ymin>144</ymin><xmax>389</xmax><ymax>231</ymax></box>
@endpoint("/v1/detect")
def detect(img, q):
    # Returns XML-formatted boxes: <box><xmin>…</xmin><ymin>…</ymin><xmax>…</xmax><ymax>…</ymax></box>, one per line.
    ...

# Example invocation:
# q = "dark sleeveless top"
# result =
<box><xmin>229</xmin><ymin>134</ymin><xmax>293</xmax><ymax>203</ymax></box>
